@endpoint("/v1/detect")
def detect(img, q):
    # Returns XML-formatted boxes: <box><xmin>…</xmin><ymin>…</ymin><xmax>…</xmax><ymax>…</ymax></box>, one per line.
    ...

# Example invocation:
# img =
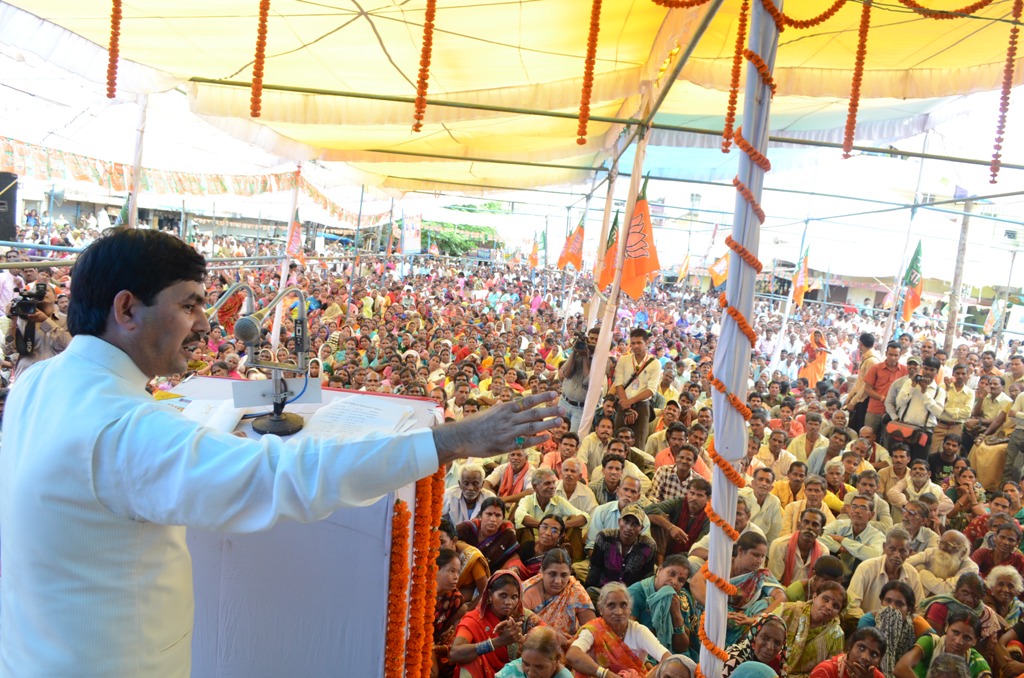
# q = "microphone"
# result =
<box><xmin>234</xmin><ymin>307</ymin><xmax>272</xmax><ymax>344</ymax></box>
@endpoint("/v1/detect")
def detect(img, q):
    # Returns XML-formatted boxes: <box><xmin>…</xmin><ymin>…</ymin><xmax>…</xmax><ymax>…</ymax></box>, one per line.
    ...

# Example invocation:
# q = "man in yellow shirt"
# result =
<box><xmin>772</xmin><ymin>461</ymin><xmax>808</xmax><ymax>509</ymax></box>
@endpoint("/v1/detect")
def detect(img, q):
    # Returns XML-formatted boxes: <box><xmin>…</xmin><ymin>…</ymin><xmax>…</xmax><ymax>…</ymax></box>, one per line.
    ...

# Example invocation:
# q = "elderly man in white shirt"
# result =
<box><xmin>556</xmin><ymin>457</ymin><xmax>599</xmax><ymax>516</ymax></box>
<box><xmin>906</xmin><ymin>530</ymin><xmax>979</xmax><ymax>596</ymax></box>
<box><xmin>846</xmin><ymin>528</ymin><xmax>924</xmax><ymax>620</ymax></box>
<box><xmin>514</xmin><ymin>468</ymin><xmax>589</xmax><ymax>538</ymax></box>
<box><xmin>442</xmin><ymin>463</ymin><xmax>495</xmax><ymax>525</ymax></box>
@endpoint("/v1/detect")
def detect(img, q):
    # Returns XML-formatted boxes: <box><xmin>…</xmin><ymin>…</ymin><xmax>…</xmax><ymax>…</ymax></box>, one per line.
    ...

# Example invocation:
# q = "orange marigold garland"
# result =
<box><xmin>779</xmin><ymin>0</ymin><xmax>847</xmax><ymax>28</ymax></box>
<box><xmin>706</xmin><ymin>441</ymin><xmax>747</xmax><ymax>488</ymax></box>
<box><xmin>412</xmin><ymin>0</ymin><xmax>438</xmax><ymax>133</ymax></box>
<box><xmin>405</xmin><ymin>475</ymin><xmax>436</xmax><ymax>678</ymax></box>
<box><xmin>417</xmin><ymin>469</ymin><xmax>445</xmax><ymax>678</ymax></box>
<box><xmin>384</xmin><ymin>499</ymin><xmax>412</xmax><ymax>678</ymax></box>
<box><xmin>897</xmin><ymin>0</ymin><xmax>994</xmax><ymax>18</ymax></box>
<box><xmin>577</xmin><ymin>0</ymin><xmax>604</xmax><ymax>145</ymax></box>
<box><xmin>250</xmin><ymin>0</ymin><xmax>271</xmax><ymax>118</ymax></box>
<box><xmin>106</xmin><ymin>0</ymin><xmax>122</xmax><ymax>99</ymax></box>
<box><xmin>743</xmin><ymin>50</ymin><xmax>777</xmax><ymax>97</ymax></box>
<box><xmin>722</xmin><ymin>0</ymin><xmax>751</xmax><ymax>152</ymax></box>
<box><xmin>651</xmin><ymin>0</ymin><xmax>714</xmax><ymax>7</ymax></box>
<box><xmin>843</xmin><ymin>0</ymin><xmax>873</xmax><ymax>158</ymax></box>
<box><xmin>991</xmin><ymin>0</ymin><xmax>1023</xmax><ymax>183</ymax></box>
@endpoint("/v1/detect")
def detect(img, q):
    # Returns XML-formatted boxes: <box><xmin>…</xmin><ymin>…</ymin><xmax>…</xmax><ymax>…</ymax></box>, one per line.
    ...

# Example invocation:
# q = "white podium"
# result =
<box><xmin>172</xmin><ymin>377</ymin><xmax>436</xmax><ymax>677</ymax></box>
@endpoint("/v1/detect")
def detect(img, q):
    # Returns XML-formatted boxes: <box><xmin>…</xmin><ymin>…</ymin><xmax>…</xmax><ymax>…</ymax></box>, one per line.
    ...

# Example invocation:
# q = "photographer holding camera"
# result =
<box><xmin>8</xmin><ymin>283</ymin><xmax>70</xmax><ymax>382</ymax></box>
<box><xmin>889</xmin><ymin>356</ymin><xmax>946</xmax><ymax>461</ymax></box>
<box><xmin>560</xmin><ymin>326</ymin><xmax>601</xmax><ymax>430</ymax></box>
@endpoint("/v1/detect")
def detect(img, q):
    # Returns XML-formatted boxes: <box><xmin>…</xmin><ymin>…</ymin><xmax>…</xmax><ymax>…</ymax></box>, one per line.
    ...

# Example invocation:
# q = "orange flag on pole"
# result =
<box><xmin>902</xmin><ymin>241</ymin><xmax>924</xmax><ymax>321</ymax></box>
<box><xmin>709</xmin><ymin>252</ymin><xmax>729</xmax><ymax>287</ymax></box>
<box><xmin>793</xmin><ymin>246</ymin><xmax>810</xmax><ymax>307</ymax></box>
<box><xmin>528</xmin><ymin>239</ymin><xmax>539</xmax><ymax>268</ymax></box>
<box><xmin>621</xmin><ymin>187</ymin><xmax>661</xmax><ymax>300</ymax></box>
<box><xmin>596</xmin><ymin>213</ymin><xmax>619</xmax><ymax>290</ymax></box>
<box><xmin>678</xmin><ymin>254</ymin><xmax>691</xmax><ymax>280</ymax></box>
<box><xmin>557</xmin><ymin>223</ymin><xmax>585</xmax><ymax>271</ymax></box>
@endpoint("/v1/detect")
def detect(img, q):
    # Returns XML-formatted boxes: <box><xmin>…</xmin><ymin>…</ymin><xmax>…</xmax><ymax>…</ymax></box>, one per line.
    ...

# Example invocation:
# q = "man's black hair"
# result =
<box><xmin>68</xmin><ymin>228</ymin><xmax>207</xmax><ymax>336</ymax></box>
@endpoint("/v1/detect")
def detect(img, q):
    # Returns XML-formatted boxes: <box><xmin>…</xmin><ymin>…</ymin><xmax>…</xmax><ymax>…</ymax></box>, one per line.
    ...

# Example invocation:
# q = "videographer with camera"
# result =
<box><xmin>559</xmin><ymin>326</ymin><xmax>601</xmax><ymax>431</ymax></box>
<box><xmin>7</xmin><ymin>281</ymin><xmax>70</xmax><ymax>382</ymax></box>
<box><xmin>889</xmin><ymin>356</ymin><xmax>946</xmax><ymax>462</ymax></box>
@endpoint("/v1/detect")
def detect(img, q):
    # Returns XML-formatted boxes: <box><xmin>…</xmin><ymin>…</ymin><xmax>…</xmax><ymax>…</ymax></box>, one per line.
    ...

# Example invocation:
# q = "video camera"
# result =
<box><xmin>11</xmin><ymin>283</ymin><xmax>48</xmax><ymax>319</ymax></box>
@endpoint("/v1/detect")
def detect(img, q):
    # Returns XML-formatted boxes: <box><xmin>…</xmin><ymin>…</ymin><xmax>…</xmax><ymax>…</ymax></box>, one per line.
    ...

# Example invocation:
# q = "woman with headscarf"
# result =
<box><xmin>856</xmin><ymin>581</ymin><xmax>930</xmax><ymax>677</ymax></box>
<box><xmin>921</xmin><ymin>572</ymin><xmax>1005</xmax><ymax>667</ymax></box>
<box><xmin>722</xmin><ymin>613</ymin><xmax>789</xmax><ymax>678</ymax></box>
<box><xmin>628</xmin><ymin>554</ymin><xmax>697</xmax><ymax>659</ymax></box>
<box><xmin>494</xmin><ymin>627</ymin><xmax>572</xmax><ymax>678</ymax></box>
<box><xmin>799</xmin><ymin>330</ymin><xmax>830</xmax><ymax>389</ymax></box>
<box><xmin>451</xmin><ymin>570</ymin><xmax>545</xmax><ymax>678</ymax></box>
<box><xmin>895</xmin><ymin>610</ymin><xmax>992</xmax><ymax>678</ymax></box>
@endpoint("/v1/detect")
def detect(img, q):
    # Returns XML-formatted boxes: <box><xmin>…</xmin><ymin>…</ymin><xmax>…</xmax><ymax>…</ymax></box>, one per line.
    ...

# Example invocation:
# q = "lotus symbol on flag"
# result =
<box><xmin>626</xmin><ymin>211</ymin><xmax>650</xmax><ymax>258</ymax></box>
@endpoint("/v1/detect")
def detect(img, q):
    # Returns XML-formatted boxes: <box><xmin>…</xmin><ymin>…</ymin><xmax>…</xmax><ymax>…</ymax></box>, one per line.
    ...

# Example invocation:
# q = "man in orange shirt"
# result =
<box><xmin>859</xmin><ymin>341</ymin><xmax>908</xmax><ymax>435</ymax></box>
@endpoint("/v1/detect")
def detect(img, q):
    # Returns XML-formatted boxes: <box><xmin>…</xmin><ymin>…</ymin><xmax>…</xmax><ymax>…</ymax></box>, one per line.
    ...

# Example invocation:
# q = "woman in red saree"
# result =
<box><xmin>451</xmin><ymin>570</ymin><xmax>545</xmax><ymax>678</ymax></box>
<box><xmin>799</xmin><ymin>330</ymin><xmax>830</xmax><ymax>388</ymax></box>
<box><xmin>566</xmin><ymin>582</ymin><xmax>671</xmax><ymax>678</ymax></box>
<box><xmin>435</xmin><ymin>548</ymin><xmax>469</xmax><ymax>678</ymax></box>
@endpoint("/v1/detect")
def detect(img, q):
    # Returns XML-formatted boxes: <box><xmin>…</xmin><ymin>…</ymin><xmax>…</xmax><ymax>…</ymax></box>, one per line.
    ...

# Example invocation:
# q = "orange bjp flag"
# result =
<box><xmin>620</xmin><ymin>193</ymin><xmax>661</xmax><ymax>300</ymax></box>
<box><xmin>528</xmin><ymin>240</ymin><xmax>539</xmax><ymax>268</ymax></box>
<box><xmin>557</xmin><ymin>223</ymin><xmax>585</xmax><ymax>271</ymax></box>
<box><xmin>596</xmin><ymin>213</ymin><xmax>619</xmax><ymax>290</ymax></box>
<box><xmin>709</xmin><ymin>252</ymin><xmax>730</xmax><ymax>287</ymax></box>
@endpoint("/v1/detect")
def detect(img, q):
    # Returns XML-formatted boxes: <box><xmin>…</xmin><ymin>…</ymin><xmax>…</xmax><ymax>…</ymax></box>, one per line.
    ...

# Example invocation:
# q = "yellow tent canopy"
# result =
<box><xmin>4</xmin><ymin>0</ymin><xmax>1022</xmax><ymax>191</ymax></box>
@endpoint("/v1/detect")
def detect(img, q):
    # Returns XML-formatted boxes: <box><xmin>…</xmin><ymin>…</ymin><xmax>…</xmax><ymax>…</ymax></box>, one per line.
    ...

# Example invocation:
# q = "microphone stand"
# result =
<box><xmin>237</xmin><ymin>286</ymin><xmax>310</xmax><ymax>436</ymax></box>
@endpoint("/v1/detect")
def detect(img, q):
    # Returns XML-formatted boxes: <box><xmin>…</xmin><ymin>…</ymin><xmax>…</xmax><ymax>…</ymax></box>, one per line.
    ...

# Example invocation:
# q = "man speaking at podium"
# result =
<box><xmin>0</xmin><ymin>228</ymin><xmax>563</xmax><ymax>676</ymax></box>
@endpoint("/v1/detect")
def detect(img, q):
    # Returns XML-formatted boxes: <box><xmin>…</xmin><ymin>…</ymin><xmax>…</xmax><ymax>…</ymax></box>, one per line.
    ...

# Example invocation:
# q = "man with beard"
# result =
<box><xmin>646</xmin><ymin>478</ymin><xmax>712</xmax><ymax>562</ymax></box>
<box><xmin>767</xmin><ymin>507</ymin><xmax>828</xmax><ymax>586</ymax></box>
<box><xmin>899</xmin><ymin>499</ymin><xmax>940</xmax><ymax>554</ymax></box>
<box><xmin>906</xmin><ymin>530</ymin><xmax>978</xmax><ymax>597</ymax></box>
<box><xmin>442</xmin><ymin>463</ymin><xmax>495</xmax><ymax>525</ymax></box>
<box><xmin>846</xmin><ymin>528</ymin><xmax>923</xmax><ymax>620</ymax></box>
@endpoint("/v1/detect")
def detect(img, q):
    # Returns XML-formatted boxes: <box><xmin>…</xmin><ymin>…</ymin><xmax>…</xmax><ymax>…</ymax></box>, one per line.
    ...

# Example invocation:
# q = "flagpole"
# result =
<box><xmin>345</xmin><ymin>185</ymin><xmax>366</xmax><ymax>321</ymax></box>
<box><xmin>770</xmin><ymin>220</ymin><xmax>809</xmax><ymax>368</ymax></box>
<box><xmin>883</xmin><ymin>132</ymin><xmax>929</xmax><ymax>345</ymax></box>
<box><xmin>578</xmin><ymin>130</ymin><xmax>651</xmax><ymax>439</ymax></box>
<box><xmin>127</xmin><ymin>94</ymin><xmax>148</xmax><ymax>229</ymax></box>
<box><xmin>589</xmin><ymin>165</ymin><xmax>618</xmax><ymax>330</ymax></box>
<box><xmin>271</xmin><ymin>166</ymin><xmax>302</xmax><ymax>352</ymax></box>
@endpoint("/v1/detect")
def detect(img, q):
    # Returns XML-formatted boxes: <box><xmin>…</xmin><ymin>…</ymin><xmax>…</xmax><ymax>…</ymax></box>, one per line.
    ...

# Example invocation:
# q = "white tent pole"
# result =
<box><xmin>578</xmin><ymin>131</ymin><xmax>650</xmax><ymax>439</ymax></box>
<box><xmin>271</xmin><ymin>166</ymin><xmax>302</xmax><ymax>352</ymax></box>
<box><xmin>127</xmin><ymin>94</ymin><xmax>148</xmax><ymax>229</ymax></box>
<box><xmin>701</xmin><ymin>0</ymin><xmax>782</xmax><ymax>672</ymax></box>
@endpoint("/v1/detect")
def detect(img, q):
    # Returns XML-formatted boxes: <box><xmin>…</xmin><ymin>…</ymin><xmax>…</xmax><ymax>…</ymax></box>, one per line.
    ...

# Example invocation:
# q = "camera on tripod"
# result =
<box><xmin>11</xmin><ymin>283</ymin><xmax>48</xmax><ymax>319</ymax></box>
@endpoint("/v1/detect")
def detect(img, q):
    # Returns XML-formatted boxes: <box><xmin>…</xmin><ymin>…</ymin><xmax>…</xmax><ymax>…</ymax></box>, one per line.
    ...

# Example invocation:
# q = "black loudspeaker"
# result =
<box><xmin>0</xmin><ymin>172</ymin><xmax>17</xmax><ymax>242</ymax></box>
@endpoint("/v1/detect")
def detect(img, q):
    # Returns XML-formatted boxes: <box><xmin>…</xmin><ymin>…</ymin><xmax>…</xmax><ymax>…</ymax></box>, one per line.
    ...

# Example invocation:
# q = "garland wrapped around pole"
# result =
<box><xmin>417</xmin><ymin>469</ymin><xmax>445</xmax><ymax>678</ymax></box>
